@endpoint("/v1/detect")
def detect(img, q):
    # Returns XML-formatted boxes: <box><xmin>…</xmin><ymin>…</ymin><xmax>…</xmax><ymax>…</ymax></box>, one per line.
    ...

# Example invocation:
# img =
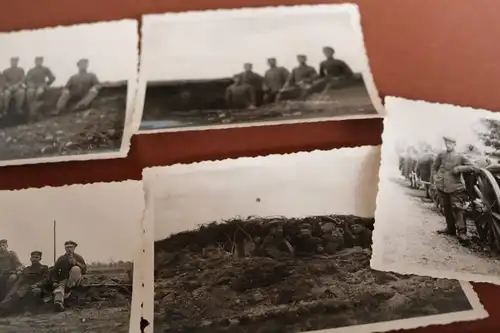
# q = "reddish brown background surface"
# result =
<box><xmin>1</xmin><ymin>0</ymin><xmax>499</xmax><ymax>332</ymax></box>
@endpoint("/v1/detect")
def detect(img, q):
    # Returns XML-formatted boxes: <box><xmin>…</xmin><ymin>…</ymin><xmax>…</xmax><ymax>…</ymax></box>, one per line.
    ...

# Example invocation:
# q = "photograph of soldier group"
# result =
<box><xmin>0</xmin><ymin>56</ymin><xmax>100</xmax><ymax>122</ymax></box>
<box><xmin>0</xmin><ymin>239</ymin><xmax>87</xmax><ymax>313</ymax></box>
<box><xmin>224</xmin><ymin>46</ymin><xmax>355</xmax><ymax>110</ymax></box>
<box><xmin>397</xmin><ymin>136</ymin><xmax>499</xmax><ymax>246</ymax></box>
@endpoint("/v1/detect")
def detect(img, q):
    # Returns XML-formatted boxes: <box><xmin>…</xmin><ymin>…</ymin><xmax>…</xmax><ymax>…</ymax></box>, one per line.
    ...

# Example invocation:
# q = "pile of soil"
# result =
<box><xmin>0</xmin><ymin>88</ymin><xmax>127</xmax><ymax>161</ymax></box>
<box><xmin>154</xmin><ymin>215</ymin><xmax>472</xmax><ymax>333</ymax></box>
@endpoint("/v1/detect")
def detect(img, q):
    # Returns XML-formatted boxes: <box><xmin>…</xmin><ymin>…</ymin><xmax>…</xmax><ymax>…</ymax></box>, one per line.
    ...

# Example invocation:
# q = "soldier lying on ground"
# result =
<box><xmin>52</xmin><ymin>240</ymin><xmax>87</xmax><ymax>312</ymax></box>
<box><xmin>25</xmin><ymin>56</ymin><xmax>56</xmax><ymax>120</ymax></box>
<box><xmin>54</xmin><ymin>58</ymin><xmax>100</xmax><ymax>115</ymax></box>
<box><xmin>0</xmin><ymin>239</ymin><xmax>23</xmax><ymax>302</ymax></box>
<box><xmin>0</xmin><ymin>251</ymin><xmax>50</xmax><ymax>311</ymax></box>
<box><xmin>2</xmin><ymin>57</ymin><xmax>26</xmax><ymax>116</ymax></box>
<box><xmin>225</xmin><ymin>74</ymin><xmax>257</xmax><ymax>110</ymax></box>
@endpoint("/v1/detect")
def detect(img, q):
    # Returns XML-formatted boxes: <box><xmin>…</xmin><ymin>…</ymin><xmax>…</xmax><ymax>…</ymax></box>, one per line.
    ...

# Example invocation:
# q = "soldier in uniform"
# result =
<box><xmin>0</xmin><ymin>240</ymin><xmax>23</xmax><ymax>301</ymax></box>
<box><xmin>0</xmin><ymin>251</ymin><xmax>49</xmax><ymax>309</ymax></box>
<box><xmin>2</xmin><ymin>57</ymin><xmax>26</xmax><ymax>115</ymax></box>
<box><xmin>263</xmin><ymin>58</ymin><xmax>289</xmax><ymax>104</ymax></box>
<box><xmin>0</xmin><ymin>72</ymin><xmax>5</xmax><ymax>118</ymax></box>
<box><xmin>416</xmin><ymin>144</ymin><xmax>437</xmax><ymax>199</ymax></box>
<box><xmin>433</xmin><ymin>136</ymin><xmax>478</xmax><ymax>243</ymax></box>
<box><xmin>225</xmin><ymin>75</ymin><xmax>257</xmax><ymax>110</ymax></box>
<box><xmin>25</xmin><ymin>57</ymin><xmax>56</xmax><ymax>118</ymax></box>
<box><xmin>280</xmin><ymin>55</ymin><xmax>318</xmax><ymax>101</ymax></box>
<box><xmin>238</xmin><ymin>63</ymin><xmax>264</xmax><ymax>105</ymax></box>
<box><xmin>52</xmin><ymin>240</ymin><xmax>87</xmax><ymax>312</ymax></box>
<box><xmin>54</xmin><ymin>58</ymin><xmax>100</xmax><ymax>115</ymax></box>
<box><xmin>319</xmin><ymin>46</ymin><xmax>354</xmax><ymax>81</ymax></box>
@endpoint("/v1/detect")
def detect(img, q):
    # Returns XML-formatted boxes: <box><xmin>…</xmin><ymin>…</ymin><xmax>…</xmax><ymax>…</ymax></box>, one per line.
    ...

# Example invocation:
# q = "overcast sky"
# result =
<box><xmin>144</xmin><ymin>146</ymin><xmax>380</xmax><ymax>240</ymax></box>
<box><xmin>142</xmin><ymin>6</ymin><xmax>367</xmax><ymax>81</ymax></box>
<box><xmin>382</xmin><ymin>97</ymin><xmax>500</xmax><ymax>170</ymax></box>
<box><xmin>0</xmin><ymin>181</ymin><xmax>143</xmax><ymax>266</ymax></box>
<box><xmin>0</xmin><ymin>20</ymin><xmax>137</xmax><ymax>86</ymax></box>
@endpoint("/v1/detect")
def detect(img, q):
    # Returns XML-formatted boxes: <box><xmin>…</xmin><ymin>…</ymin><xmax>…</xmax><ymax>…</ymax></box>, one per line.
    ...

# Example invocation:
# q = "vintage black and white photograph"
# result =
<box><xmin>141</xmin><ymin>147</ymin><xmax>487</xmax><ymax>333</ymax></box>
<box><xmin>135</xmin><ymin>4</ymin><xmax>383</xmax><ymax>133</ymax></box>
<box><xmin>0</xmin><ymin>181</ymin><xmax>144</xmax><ymax>332</ymax></box>
<box><xmin>0</xmin><ymin>20</ymin><xmax>138</xmax><ymax>166</ymax></box>
<box><xmin>372</xmin><ymin>96</ymin><xmax>500</xmax><ymax>285</ymax></box>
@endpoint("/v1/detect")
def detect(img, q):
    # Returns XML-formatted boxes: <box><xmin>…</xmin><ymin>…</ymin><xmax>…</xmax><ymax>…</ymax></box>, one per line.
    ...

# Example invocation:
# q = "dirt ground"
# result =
<box><xmin>0</xmin><ymin>88</ymin><xmax>127</xmax><ymax>162</ymax></box>
<box><xmin>377</xmin><ymin>175</ymin><xmax>500</xmax><ymax>278</ymax></box>
<box><xmin>154</xmin><ymin>215</ymin><xmax>473</xmax><ymax>333</ymax></box>
<box><xmin>140</xmin><ymin>84</ymin><xmax>377</xmax><ymax>131</ymax></box>
<box><xmin>0</xmin><ymin>271</ymin><xmax>132</xmax><ymax>333</ymax></box>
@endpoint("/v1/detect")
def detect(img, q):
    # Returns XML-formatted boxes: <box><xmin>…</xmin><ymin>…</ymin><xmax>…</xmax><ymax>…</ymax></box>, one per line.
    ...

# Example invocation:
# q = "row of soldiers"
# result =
<box><xmin>399</xmin><ymin>137</ymin><xmax>494</xmax><ymax>245</ymax></box>
<box><xmin>224</xmin><ymin>46</ymin><xmax>355</xmax><ymax>109</ymax></box>
<box><xmin>0</xmin><ymin>239</ymin><xmax>87</xmax><ymax>313</ymax></box>
<box><xmin>0</xmin><ymin>56</ymin><xmax>100</xmax><ymax>121</ymax></box>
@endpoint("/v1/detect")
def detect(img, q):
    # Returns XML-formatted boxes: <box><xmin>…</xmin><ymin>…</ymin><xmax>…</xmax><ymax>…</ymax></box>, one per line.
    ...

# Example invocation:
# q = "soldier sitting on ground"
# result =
<box><xmin>54</xmin><ymin>58</ymin><xmax>100</xmax><ymax>115</ymax></box>
<box><xmin>319</xmin><ymin>46</ymin><xmax>354</xmax><ymax>81</ymax></box>
<box><xmin>2</xmin><ymin>57</ymin><xmax>26</xmax><ymax>115</ymax></box>
<box><xmin>238</xmin><ymin>63</ymin><xmax>264</xmax><ymax>105</ymax></box>
<box><xmin>52</xmin><ymin>240</ymin><xmax>87</xmax><ymax>312</ymax></box>
<box><xmin>279</xmin><ymin>54</ymin><xmax>318</xmax><ymax>101</ymax></box>
<box><xmin>0</xmin><ymin>240</ymin><xmax>23</xmax><ymax>302</ymax></box>
<box><xmin>263</xmin><ymin>58</ymin><xmax>289</xmax><ymax>104</ymax></box>
<box><xmin>25</xmin><ymin>56</ymin><xmax>56</xmax><ymax>119</ymax></box>
<box><xmin>225</xmin><ymin>74</ymin><xmax>257</xmax><ymax>110</ymax></box>
<box><xmin>0</xmin><ymin>251</ymin><xmax>49</xmax><ymax>310</ymax></box>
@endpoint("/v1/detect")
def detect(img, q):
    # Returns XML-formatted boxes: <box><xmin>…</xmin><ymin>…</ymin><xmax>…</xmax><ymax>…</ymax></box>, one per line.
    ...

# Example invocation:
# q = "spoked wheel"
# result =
<box><xmin>475</xmin><ymin>169</ymin><xmax>500</xmax><ymax>253</ymax></box>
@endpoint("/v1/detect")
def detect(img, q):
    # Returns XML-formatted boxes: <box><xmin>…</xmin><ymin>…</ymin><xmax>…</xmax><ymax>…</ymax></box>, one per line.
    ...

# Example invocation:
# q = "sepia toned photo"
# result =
<box><xmin>372</xmin><ymin>97</ymin><xmax>500</xmax><ymax>285</ymax></box>
<box><xmin>0</xmin><ymin>181</ymin><xmax>144</xmax><ymax>332</ymax></box>
<box><xmin>135</xmin><ymin>4</ymin><xmax>383</xmax><ymax>133</ymax></box>
<box><xmin>0</xmin><ymin>20</ymin><xmax>138</xmax><ymax>166</ymax></box>
<box><xmin>141</xmin><ymin>147</ymin><xmax>487</xmax><ymax>333</ymax></box>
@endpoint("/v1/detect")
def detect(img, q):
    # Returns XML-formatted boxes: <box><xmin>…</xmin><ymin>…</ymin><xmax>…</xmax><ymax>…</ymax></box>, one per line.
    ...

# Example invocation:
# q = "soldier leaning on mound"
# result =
<box><xmin>52</xmin><ymin>240</ymin><xmax>87</xmax><ymax>312</ymax></box>
<box><xmin>433</xmin><ymin>136</ymin><xmax>479</xmax><ymax>244</ymax></box>
<box><xmin>54</xmin><ymin>58</ymin><xmax>100</xmax><ymax>115</ymax></box>
<box><xmin>0</xmin><ymin>251</ymin><xmax>49</xmax><ymax>308</ymax></box>
<box><xmin>3</xmin><ymin>57</ymin><xmax>26</xmax><ymax>115</ymax></box>
<box><xmin>0</xmin><ymin>240</ymin><xmax>23</xmax><ymax>300</ymax></box>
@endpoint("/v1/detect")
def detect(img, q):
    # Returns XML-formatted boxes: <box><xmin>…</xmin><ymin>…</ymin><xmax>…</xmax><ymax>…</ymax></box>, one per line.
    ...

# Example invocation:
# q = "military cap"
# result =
<box><xmin>35</xmin><ymin>56</ymin><xmax>43</xmax><ymax>61</ymax></box>
<box><xmin>323</xmin><ymin>46</ymin><xmax>334</xmax><ymax>52</ymax></box>
<box><xmin>443</xmin><ymin>136</ymin><xmax>457</xmax><ymax>143</ymax></box>
<box><xmin>0</xmin><ymin>239</ymin><xmax>7</xmax><ymax>245</ymax></box>
<box><xmin>31</xmin><ymin>251</ymin><xmax>42</xmax><ymax>256</ymax></box>
<box><xmin>77</xmin><ymin>58</ymin><xmax>89</xmax><ymax>65</ymax></box>
<box><xmin>64</xmin><ymin>240</ymin><xmax>78</xmax><ymax>247</ymax></box>
<box><xmin>297</xmin><ymin>54</ymin><xmax>307</xmax><ymax>58</ymax></box>
<box><xmin>10</xmin><ymin>57</ymin><xmax>19</xmax><ymax>61</ymax></box>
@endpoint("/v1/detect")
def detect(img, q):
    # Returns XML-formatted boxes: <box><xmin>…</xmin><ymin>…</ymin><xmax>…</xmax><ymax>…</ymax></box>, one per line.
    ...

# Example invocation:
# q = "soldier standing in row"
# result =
<box><xmin>416</xmin><ymin>144</ymin><xmax>436</xmax><ymax>200</ymax></box>
<box><xmin>263</xmin><ymin>58</ymin><xmax>289</xmax><ymax>103</ymax></box>
<box><xmin>0</xmin><ymin>240</ymin><xmax>23</xmax><ymax>301</ymax></box>
<box><xmin>54</xmin><ymin>58</ymin><xmax>100</xmax><ymax>115</ymax></box>
<box><xmin>52</xmin><ymin>240</ymin><xmax>87</xmax><ymax>312</ymax></box>
<box><xmin>433</xmin><ymin>136</ymin><xmax>478</xmax><ymax>244</ymax></box>
<box><xmin>26</xmin><ymin>56</ymin><xmax>56</xmax><ymax>118</ymax></box>
<box><xmin>0</xmin><ymin>251</ymin><xmax>49</xmax><ymax>309</ymax></box>
<box><xmin>2</xmin><ymin>57</ymin><xmax>26</xmax><ymax>115</ymax></box>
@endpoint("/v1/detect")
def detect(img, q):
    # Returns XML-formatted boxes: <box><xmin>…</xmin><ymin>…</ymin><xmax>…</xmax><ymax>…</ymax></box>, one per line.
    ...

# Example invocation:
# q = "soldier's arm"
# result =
<box><xmin>319</xmin><ymin>62</ymin><xmax>326</xmax><ymax>78</ymax></box>
<box><xmin>281</xmin><ymin>68</ymin><xmax>290</xmax><ymax>82</ymax></box>
<box><xmin>90</xmin><ymin>73</ymin><xmax>100</xmax><ymax>89</ymax></box>
<box><xmin>75</xmin><ymin>254</ymin><xmax>87</xmax><ymax>274</ymax></box>
<box><xmin>455</xmin><ymin>155</ymin><xmax>478</xmax><ymax>173</ymax></box>
<box><xmin>432</xmin><ymin>153</ymin><xmax>442</xmax><ymax>173</ymax></box>
<box><xmin>284</xmin><ymin>69</ymin><xmax>295</xmax><ymax>87</ymax></box>
<box><xmin>46</xmin><ymin>68</ymin><xmax>56</xmax><ymax>86</ymax></box>
<box><xmin>25</xmin><ymin>69</ymin><xmax>33</xmax><ymax>85</ymax></box>
<box><xmin>65</xmin><ymin>76</ymin><xmax>75</xmax><ymax>90</ymax></box>
<box><xmin>308</xmin><ymin>67</ymin><xmax>319</xmax><ymax>80</ymax></box>
<box><xmin>11</xmin><ymin>252</ymin><xmax>22</xmax><ymax>271</ymax></box>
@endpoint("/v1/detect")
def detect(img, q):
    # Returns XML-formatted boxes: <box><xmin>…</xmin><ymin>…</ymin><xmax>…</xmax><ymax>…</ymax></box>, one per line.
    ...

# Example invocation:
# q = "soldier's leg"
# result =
<box><xmin>3</xmin><ymin>89</ymin><xmax>12</xmax><ymax>114</ymax></box>
<box><xmin>451</xmin><ymin>191</ymin><xmax>468</xmax><ymax>242</ymax></box>
<box><xmin>53</xmin><ymin>279</ymin><xmax>67</xmax><ymax>311</ymax></box>
<box><xmin>66</xmin><ymin>266</ymin><xmax>83</xmax><ymax>288</ymax></box>
<box><xmin>13</xmin><ymin>88</ymin><xmax>26</xmax><ymax>114</ymax></box>
<box><xmin>74</xmin><ymin>87</ymin><xmax>99</xmax><ymax>110</ymax></box>
<box><xmin>26</xmin><ymin>88</ymin><xmax>36</xmax><ymax>108</ymax></box>
<box><xmin>55</xmin><ymin>88</ymin><xmax>72</xmax><ymax>114</ymax></box>
<box><xmin>438</xmin><ymin>191</ymin><xmax>456</xmax><ymax>235</ymax></box>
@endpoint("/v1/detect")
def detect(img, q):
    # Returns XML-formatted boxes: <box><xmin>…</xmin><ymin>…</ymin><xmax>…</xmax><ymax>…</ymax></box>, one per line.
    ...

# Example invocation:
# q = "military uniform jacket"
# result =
<box><xmin>0</xmin><ymin>251</ymin><xmax>22</xmax><ymax>274</ymax></box>
<box><xmin>52</xmin><ymin>253</ymin><xmax>87</xmax><ymax>281</ymax></box>
<box><xmin>20</xmin><ymin>264</ymin><xmax>49</xmax><ymax>286</ymax></box>
<box><xmin>433</xmin><ymin>151</ymin><xmax>475</xmax><ymax>193</ymax></box>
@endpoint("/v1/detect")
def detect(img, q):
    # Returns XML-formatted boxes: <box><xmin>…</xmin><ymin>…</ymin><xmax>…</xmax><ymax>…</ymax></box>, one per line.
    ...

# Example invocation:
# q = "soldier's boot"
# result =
<box><xmin>53</xmin><ymin>286</ymin><xmax>65</xmax><ymax>312</ymax></box>
<box><xmin>455</xmin><ymin>211</ymin><xmax>469</xmax><ymax>245</ymax></box>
